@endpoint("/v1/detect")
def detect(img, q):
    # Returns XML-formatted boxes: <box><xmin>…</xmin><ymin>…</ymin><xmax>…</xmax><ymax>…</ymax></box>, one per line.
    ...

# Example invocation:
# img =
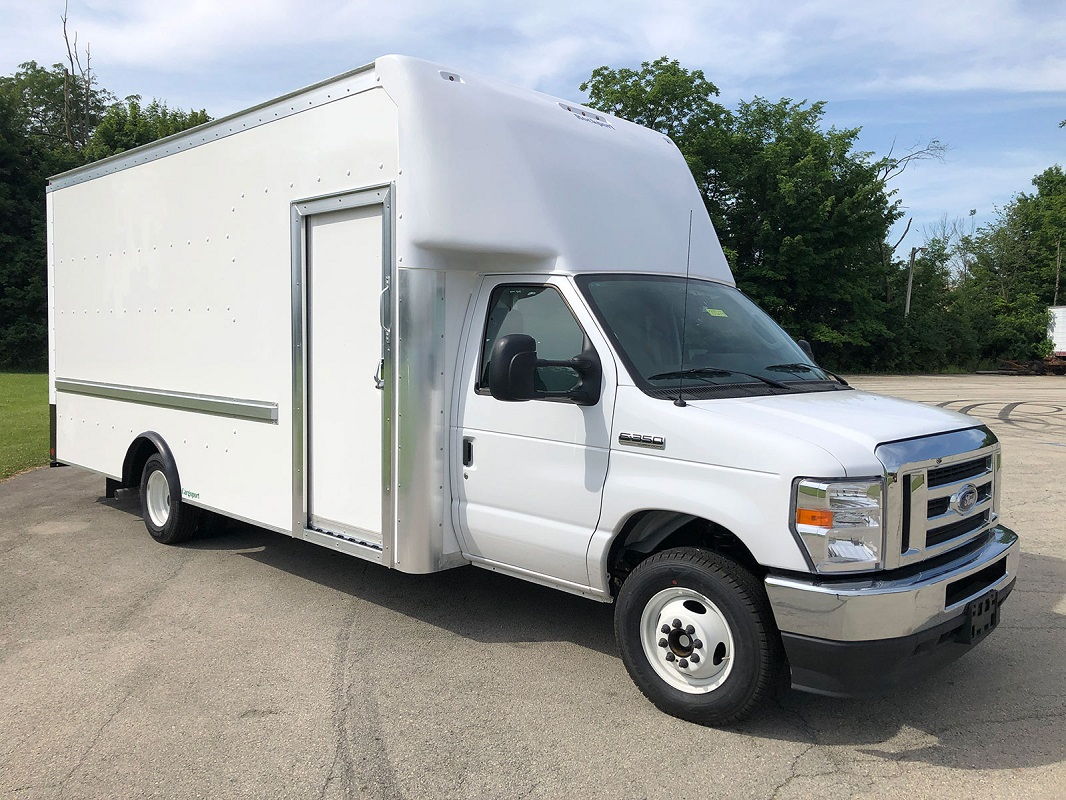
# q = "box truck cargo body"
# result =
<box><xmin>48</xmin><ymin>56</ymin><xmax>1019</xmax><ymax>724</ymax></box>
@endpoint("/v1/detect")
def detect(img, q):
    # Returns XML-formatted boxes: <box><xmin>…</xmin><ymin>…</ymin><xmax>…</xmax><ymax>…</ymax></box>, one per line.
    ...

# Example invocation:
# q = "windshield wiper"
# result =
<box><xmin>764</xmin><ymin>362</ymin><xmax>850</xmax><ymax>386</ymax></box>
<box><xmin>649</xmin><ymin>366</ymin><xmax>792</xmax><ymax>390</ymax></box>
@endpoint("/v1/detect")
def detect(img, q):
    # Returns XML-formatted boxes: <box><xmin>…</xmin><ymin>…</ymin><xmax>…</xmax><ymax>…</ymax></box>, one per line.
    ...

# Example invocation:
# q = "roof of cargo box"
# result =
<box><xmin>376</xmin><ymin>56</ymin><xmax>731</xmax><ymax>280</ymax></box>
<box><xmin>48</xmin><ymin>55</ymin><xmax>732</xmax><ymax>282</ymax></box>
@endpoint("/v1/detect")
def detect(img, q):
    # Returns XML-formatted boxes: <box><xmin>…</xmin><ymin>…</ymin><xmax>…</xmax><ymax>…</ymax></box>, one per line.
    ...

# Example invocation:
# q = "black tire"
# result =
<box><xmin>614</xmin><ymin>547</ymin><xmax>780</xmax><ymax>726</ymax></box>
<box><xmin>139</xmin><ymin>452</ymin><xmax>200</xmax><ymax>544</ymax></box>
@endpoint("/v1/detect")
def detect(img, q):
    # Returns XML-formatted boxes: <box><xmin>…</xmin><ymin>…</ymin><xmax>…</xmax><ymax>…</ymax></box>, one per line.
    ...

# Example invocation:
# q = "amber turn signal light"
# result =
<box><xmin>796</xmin><ymin>508</ymin><xmax>833</xmax><ymax>528</ymax></box>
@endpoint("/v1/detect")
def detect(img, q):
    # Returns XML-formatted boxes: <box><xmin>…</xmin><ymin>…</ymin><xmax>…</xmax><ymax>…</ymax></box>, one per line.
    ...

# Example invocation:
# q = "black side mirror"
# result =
<box><xmin>488</xmin><ymin>334</ymin><xmax>539</xmax><ymax>401</ymax></box>
<box><xmin>487</xmin><ymin>333</ymin><xmax>602</xmax><ymax>406</ymax></box>
<box><xmin>797</xmin><ymin>338</ymin><xmax>814</xmax><ymax>360</ymax></box>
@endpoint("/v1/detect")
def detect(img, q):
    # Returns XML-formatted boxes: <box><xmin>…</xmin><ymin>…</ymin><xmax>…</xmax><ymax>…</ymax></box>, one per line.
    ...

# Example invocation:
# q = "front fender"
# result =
<box><xmin>586</xmin><ymin>449</ymin><xmax>812</xmax><ymax>593</ymax></box>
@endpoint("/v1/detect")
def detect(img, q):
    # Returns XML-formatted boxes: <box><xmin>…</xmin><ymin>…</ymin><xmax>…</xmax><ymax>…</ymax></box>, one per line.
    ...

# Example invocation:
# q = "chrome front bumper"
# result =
<box><xmin>765</xmin><ymin>526</ymin><xmax>1019</xmax><ymax>642</ymax></box>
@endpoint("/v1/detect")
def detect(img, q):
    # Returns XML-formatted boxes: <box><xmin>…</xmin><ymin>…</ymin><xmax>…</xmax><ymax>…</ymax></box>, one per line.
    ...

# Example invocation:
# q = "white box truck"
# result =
<box><xmin>47</xmin><ymin>55</ymin><xmax>1019</xmax><ymax>724</ymax></box>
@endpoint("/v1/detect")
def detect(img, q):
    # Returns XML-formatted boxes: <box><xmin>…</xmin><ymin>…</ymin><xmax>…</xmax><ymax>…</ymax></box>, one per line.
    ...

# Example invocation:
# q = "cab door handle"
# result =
<box><xmin>462</xmin><ymin>437</ymin><xmax>474</xmax><ymax>466</ymax></box>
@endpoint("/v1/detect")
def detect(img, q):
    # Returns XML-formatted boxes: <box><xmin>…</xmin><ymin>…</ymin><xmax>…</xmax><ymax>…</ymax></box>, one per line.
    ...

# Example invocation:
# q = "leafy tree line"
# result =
<box><xmin>0</xmin><ymin>60</ymin><xmax>208</xmax><ymax>369</ymax></box>
<box><xmin>581</xmin><ymin>58</ymin><xmax>1063</xmax><ymax>371</ymax></box>
<box><xmin>0</xmin><ymin>54</ymin><xmax>1059</xmax><ymax>372</ymax></box>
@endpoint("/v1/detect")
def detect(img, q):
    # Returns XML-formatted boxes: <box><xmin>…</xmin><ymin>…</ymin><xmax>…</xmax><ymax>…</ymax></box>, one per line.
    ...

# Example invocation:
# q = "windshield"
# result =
<box><xmin>576</xmin><ymin>274</ymin><xmax>846</xmax><ymax>399</ymax></box>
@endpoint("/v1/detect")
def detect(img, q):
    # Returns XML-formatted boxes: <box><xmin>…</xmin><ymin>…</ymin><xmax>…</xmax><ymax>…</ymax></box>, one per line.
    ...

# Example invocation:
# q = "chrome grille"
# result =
<box><xmin>876</xmin><ymin>427</ymin><xmax>1000</xmax><ymax>570</ymax></box>
<box><xmin>927</xmin><ymin>483</ymin><xmax>991</xmax><ymax>519</ymax></box>
<box><xmin>925</xmin><ymin>509</ymin><xmax>990</xmax><ymax>548</ymax></box>
<box><xmin>927</xmin><ymin>456</ymin><xmax>992</xmax><ymax>488</ymax></box>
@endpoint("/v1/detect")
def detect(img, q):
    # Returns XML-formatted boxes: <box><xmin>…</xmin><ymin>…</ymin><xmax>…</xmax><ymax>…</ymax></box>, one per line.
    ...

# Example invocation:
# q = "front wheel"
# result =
<box><xmin>614</xmin><ymin>547</ymin><xmax>780</xmax><ymax>725</ymax></box>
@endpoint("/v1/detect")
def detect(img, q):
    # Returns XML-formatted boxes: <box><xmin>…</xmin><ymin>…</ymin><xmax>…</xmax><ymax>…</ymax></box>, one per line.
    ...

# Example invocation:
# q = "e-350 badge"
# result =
<box><xmin>618</xmin><ymin>432</ymin><xmax>666</xmax><ymax>450</ymax></box>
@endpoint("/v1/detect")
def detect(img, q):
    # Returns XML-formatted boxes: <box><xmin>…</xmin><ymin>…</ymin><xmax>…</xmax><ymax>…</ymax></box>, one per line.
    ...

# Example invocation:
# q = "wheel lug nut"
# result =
<box><xmin>665</xmin><ymin>652</ymin><xmax>675</xmax><ymax>662</ymax></box>
<box><xmin>661</xmin><ymin>624</ymin><xmax>671</xmax><ymax>634</ymax></box>
<box><xmin>672</xmin><ymin>619</ymin><xmax>681</xmax><ymax>628</ymax></box>
<box><xmin>690</xmin><ymin>653</ymin><xmax>700</xmax><ymax>663</ymax></box>
<box><xmin>678</xmin><ymin>659</ymin><xmax>688</xmax><ymax>668</ymax></box>
<box><xmin>658</xmin><ymin>638</ymin><xmax>668</xmax><ymax>648</ymax></box>
<box><xmin>685</xmin><ymin>624</ymin><xmax>695</xmax><ymax>635</ymax></box>
<box><xmin>693</xmin><ymin>639</ymin><xmax>703</xmax><ymax>649</ymax></box>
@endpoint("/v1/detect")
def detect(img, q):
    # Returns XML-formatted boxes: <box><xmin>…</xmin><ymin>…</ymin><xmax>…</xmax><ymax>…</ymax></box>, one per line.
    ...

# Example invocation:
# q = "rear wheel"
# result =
<box><xmin>615</xmin><ymin>547</ymin><xmax>780</xmax><ymax>725</ymax></box>
<box><xmin>139</xmin><ymin>453</ymin><xmax>200</xmax><ymax>544</ymax></box>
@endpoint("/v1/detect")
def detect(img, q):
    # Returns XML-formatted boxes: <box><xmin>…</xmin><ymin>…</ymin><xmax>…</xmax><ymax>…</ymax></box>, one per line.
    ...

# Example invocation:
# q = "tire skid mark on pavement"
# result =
<box><xmin>320</xmin><ymin>561</ymin><xmax>404</xmax><ymax>800</ymax></box>
<box><xmin>932</xmin><ymin>399</ymin><xmax>1065</xmax><ymax>439</ymax></box>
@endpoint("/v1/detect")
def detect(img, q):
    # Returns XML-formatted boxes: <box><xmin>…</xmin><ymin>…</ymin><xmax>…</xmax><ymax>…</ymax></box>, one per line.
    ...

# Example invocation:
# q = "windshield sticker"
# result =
<box><xmin>705</xmin><ymin>308</ymin><xmax>728</xmax><ymax>317</ymax></box>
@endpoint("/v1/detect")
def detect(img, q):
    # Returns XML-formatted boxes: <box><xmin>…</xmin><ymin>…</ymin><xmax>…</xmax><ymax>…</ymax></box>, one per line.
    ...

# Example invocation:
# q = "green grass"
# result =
<box><xmin>0</xmin><ymin>373</ymin><xmax>49</xmax><ymax>480</ymax></box>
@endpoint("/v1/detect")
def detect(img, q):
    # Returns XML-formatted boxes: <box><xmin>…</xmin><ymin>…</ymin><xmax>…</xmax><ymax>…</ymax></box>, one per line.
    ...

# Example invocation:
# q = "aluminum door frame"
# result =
<box><xmin>290</xmin><ymin>184</ymin><xmax>395</xmax><ymax>565</ymax></box>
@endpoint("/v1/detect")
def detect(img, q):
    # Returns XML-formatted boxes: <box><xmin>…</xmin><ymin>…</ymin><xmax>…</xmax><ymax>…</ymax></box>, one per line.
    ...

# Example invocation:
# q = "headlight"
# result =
<box><xmin>792</xmin><ymin>478</ymin><xmax>883</xmax><ymax>573</ymax></box>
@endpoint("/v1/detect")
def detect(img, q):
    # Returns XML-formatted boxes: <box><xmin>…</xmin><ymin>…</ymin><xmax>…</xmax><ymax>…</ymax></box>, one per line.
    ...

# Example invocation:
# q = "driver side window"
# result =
<box><xmin>479</xmin><ymin>284</ymin><xmax>586</xmax><ymax>394</ymax></box>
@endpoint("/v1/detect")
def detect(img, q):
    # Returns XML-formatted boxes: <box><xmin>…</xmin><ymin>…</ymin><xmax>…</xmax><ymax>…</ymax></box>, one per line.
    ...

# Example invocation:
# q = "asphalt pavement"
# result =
<box><xmin>1</xmin><ymin>375</ymin><xmax>1063</xmax><ymax>798</ymax></box>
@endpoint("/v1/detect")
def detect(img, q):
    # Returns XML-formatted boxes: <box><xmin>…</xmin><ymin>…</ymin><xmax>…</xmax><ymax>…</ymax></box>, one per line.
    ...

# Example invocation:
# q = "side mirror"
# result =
<box><xmin>487</xmin><ymin>333</ymin><xmax>602</xmax><ymax>406</ymax></box>
<box><xmin>488</xmin><ymin>333</ymin><xmax>539</xmax><ymax>401</ymax></box>
<box><xmin>797</xmin><ymin>338</ymin><xmax>814</xmax><ymax>360</ymax></box>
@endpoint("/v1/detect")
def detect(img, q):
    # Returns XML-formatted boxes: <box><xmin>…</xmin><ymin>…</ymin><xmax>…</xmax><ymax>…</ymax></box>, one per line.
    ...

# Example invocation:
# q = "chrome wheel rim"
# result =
<box><xmin>146</xmin><ymin>469</ymin><xmax>171</xmax><ymax>528</ymax></box>
<box><xmin>639</xmin><ymin>587</ymin><xmax>735</xmax><ymax>694</ymax></box>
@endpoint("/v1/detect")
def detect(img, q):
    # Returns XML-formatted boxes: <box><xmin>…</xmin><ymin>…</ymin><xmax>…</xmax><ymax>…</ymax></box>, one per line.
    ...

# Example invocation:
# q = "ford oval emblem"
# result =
<box><xmin>950</xmin><ymin>483</ymin><xmax>980</xmax><ymax>514</ymax></box>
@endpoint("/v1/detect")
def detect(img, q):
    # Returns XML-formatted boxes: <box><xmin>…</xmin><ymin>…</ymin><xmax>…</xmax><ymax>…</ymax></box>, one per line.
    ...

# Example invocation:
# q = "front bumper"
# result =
<box><xmin>765</xmin><ymin>525</ymin><xmax>1019</xmax><ymax>697</ymax></box>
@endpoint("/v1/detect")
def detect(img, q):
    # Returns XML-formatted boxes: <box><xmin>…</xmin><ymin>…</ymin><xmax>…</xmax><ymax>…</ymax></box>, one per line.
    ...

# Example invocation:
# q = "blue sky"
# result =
<box><xmin>3</xmin><ymin>0</ymin><xmax>1063</xmax><ymax>249</ymax></box>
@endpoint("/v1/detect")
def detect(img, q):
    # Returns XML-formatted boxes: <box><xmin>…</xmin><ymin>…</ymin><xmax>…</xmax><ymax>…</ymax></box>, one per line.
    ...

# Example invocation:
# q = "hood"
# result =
<box><xmin>685</xmin><ymin>389</ymin><xmax>979</xmax><ymax>475</ymax></box>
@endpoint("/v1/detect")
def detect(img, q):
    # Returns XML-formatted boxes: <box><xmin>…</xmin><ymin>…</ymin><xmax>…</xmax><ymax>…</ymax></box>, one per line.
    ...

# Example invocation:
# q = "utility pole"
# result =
<box><xmin>904</xmin><ymin>246</ymin><xmax>923</xmax><ymax>318</ymax></box>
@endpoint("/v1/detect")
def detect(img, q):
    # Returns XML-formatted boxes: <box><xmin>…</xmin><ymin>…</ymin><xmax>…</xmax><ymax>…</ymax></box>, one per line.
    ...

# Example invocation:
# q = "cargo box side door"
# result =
<box><xmin>299</xmin><ymin>191</ymin><xmax>391</xmax><ymax>549</ymax></box>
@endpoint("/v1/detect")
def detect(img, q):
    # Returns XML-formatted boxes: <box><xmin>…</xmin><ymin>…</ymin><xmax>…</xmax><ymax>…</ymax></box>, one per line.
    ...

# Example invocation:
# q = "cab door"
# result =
<box><xmin>454</xmin><ymin>275</ymin><xmax>616</xmax><ymax>586</ymax></box>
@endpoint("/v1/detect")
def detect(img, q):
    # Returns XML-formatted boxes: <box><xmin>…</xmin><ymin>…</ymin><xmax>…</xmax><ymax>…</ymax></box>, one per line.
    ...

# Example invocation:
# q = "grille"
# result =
<box><xmin>928</xmin><ymin>483</ymin><xmax>991</xmax><ymax>518</ymax></box>
<box><xmin>884</xmin><ymin>436</ymin><xmax>998</xmax><ymax>568</ymax></box>
<box><xmin>926</xmin><ymin>510</ymin><xmax>990</xmax><ymax>548</ymax></box>
<box><xmin>928</xmin><ymin>496</ymin><xmax>950</xmax><ymax>517</ymax></box>
<box><xmin>928</xmin><ymin>456</ymin><xmax>991</xmax><ymax>488</ymax></box>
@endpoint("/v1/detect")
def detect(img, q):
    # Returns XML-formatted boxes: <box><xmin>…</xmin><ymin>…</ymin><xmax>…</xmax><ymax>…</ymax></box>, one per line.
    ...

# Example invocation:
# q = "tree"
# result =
<box><xmin>581</xmin><ymin>56</ymin><xmax>728</xmax><ymax>142</ymax></box>
<box><xmin>84</xmin><ymin>97</ymin><xmax>210</xmax><ymax>161</ymax></box>
<box><xmin>581</xmin><ymin>58</ymin><xmax>902</xmax><ymax>369</ymax></box>
<box><xmin>953</xmin><ymin>165</ymin><xmax>1065</xmax><ymax>362</ymax></box>
<box><xmin>0</xmin><ymin>60</ymin><xmax>113</xmax><ymax>162</ymax></box>
<box><xmin>0</xmin><ymin>92</ymin><xmax>52</xmax><ymax>368</ymax></box>
<box><xmin>888</xmin><ymin>238</ymin><xmax>978</xmax><ymax>370</ymax></box>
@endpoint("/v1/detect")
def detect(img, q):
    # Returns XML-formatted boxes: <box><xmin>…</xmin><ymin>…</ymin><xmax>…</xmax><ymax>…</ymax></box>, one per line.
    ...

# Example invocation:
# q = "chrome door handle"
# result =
<box><xmin>379</xmin><ymin>277</ymin><xmax>391</xmax><ymax>334</ymax></box>
<box><xmin>376</xmin><ymin>275</ymin><xmax>389</xmax><ymax>389</ymax></box>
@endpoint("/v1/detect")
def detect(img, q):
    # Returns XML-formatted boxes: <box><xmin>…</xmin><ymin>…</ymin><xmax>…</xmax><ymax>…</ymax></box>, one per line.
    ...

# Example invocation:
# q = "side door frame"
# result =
<box><xmin>289</xmin><ymin>184</ymin><xmax>395</xmax><ymax>566</ymax></box>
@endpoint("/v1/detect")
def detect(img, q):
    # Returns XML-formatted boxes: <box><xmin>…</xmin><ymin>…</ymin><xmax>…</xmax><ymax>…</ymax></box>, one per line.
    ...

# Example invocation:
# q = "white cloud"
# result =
<box><xmin>4</xmin><ymin>0</ymin><xmax>1064</xmax><ymax>99</ymax></box>
<box><xmin>2</xmin><ymin>0</ymin><xmax>1061</xmax><ymax>251</ymax></box>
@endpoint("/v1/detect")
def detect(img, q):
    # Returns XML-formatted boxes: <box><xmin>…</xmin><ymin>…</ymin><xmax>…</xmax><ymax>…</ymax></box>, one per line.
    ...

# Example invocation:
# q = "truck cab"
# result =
<box><xmin>457</xmin><ymin>268</ymin><xmax>1016</xmax><ymax>721</ymax></box>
